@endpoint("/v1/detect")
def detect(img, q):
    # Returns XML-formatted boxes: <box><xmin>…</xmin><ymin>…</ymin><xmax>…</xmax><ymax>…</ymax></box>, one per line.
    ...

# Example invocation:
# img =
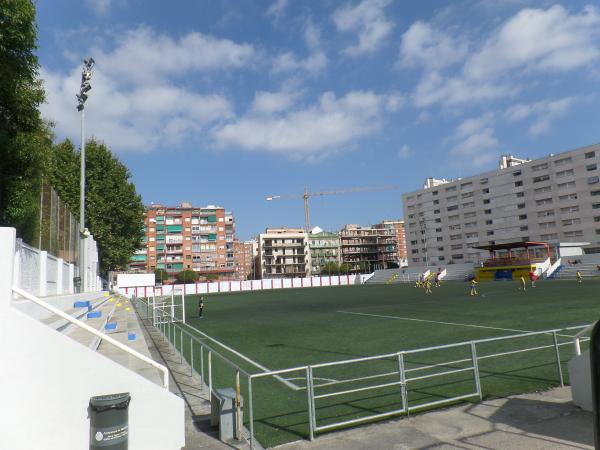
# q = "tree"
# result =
<box><xmin>320</xmin><ymin>261</ymin><xmax>339</xmax><ymax>275</ymax></box>
<box><xmin>0</xmin><ymin>0</ymin><xmax>50</xmax><ymax>243</ymax></box>
<box><xmin>48</xmin><ymin>139</ymin><xmax>145</xmax><ymax>274</ymax></box>
<box><xmin>176</xmin><ymin>270</ymin><xmax>199</xmax><ymax>283</ymax></box>
<box><xmin>339</xmin><ymin>263</ymin><xmax>350</xmax><ymax>274</ymax></box>
<box><xmin>154</xmin><ymin>268</ymin><xmax>168</xmax><ymax>284</ymax></box>
<box><xmin>205</xmin><ymin>274</ymin><xmax>219</xmax><ymax>281</ymax></box>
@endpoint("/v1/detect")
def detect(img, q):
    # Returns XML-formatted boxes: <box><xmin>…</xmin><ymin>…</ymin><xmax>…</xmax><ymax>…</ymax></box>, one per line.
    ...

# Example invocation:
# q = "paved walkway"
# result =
<box><xmin>278</xmin><ymin>387</ymin><xmax>593</xmax><ymax>450</ymax></box>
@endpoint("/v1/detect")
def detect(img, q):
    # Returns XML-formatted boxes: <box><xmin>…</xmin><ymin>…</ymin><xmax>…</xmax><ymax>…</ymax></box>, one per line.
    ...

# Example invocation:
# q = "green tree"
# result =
<box><xmin>339</xmin><ymin>263</ymin><xmax>350</xmax><ymax>274</ymax></box>
<box><xmin>320</xmin><ymin>261</ymin><xmax>339</xmax><ymax>275</ymax></box>
<box><xmin>0</xmin><ymin>0</ymin><xmax>50</xmax><ymax>243</ymax></box>
<box><xmin>49</xmin><ymin>139</ymin><xmax>145</xmax><ymax>274</ymax></box>
<box><xmin>205</xmin><ymin>274</ymin><xmax>219</xmax><ymax>281</ymax></box>
<box><xmin>154</xmin><ymin>268</ymin><xmax>168</xmax><ymax>284</ymax></box>
<box><xmin>176</xmin><ymin>270</ymin><xmax>199</xmax><ymax>283</ymax></box>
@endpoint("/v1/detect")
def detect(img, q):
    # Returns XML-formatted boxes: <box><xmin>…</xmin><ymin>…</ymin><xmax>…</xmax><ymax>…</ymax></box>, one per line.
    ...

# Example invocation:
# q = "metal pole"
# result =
<box><xmin>200</xmin><ymin>345</ymin><xmax>205</xmax><ymax>388</ymax></box>
<box><xmin>397</xmin><ymin>352</ymin><xmax>408</xmax><ymax>413</ymax></box>
<box><xmin>79</xmin><ymin>107</ymin><xmax>86</xmax><ymax>292</ymax></box>
<box><xmin>307</xmin><ymin>366</ymin><xmax>316</xmax><ymax>439</ymax></box>
<box><xmin>190</xmin><ymin>337</ymin><xmax>194</xmax><ymax>376</ymax></box>
<box><xmin>208</xmin><ymin>351</ymin><xmax>213</xmax><ymax>403</ymax></box>
<box><xmin>248</xmin><ymin>378</ymin><xmax>255</xmax><ymax>449</ymax></box>
<box><xmin>590</xmin><ymin>320</ymin><xmax>600</xmax><ymax>448</ymax></box>
<box><xmin>235</xmin><ymin>370</ymin><xmax>242</xmax><ymax>440</ymax></box>
<box><xmin>552</xmin><ymin>331</ymin><xmax>564</xmax><ymax>387</ymax></box>
<box><xmin>470</xmin><ymin>343</ymin><xmax>482</xmax><ymax>400</ymax></box>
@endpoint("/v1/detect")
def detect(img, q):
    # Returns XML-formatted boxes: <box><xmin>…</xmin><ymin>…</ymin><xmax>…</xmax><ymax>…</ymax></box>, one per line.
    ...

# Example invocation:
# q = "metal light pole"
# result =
<box><xmin>77</xmin><ymin>57</ymin><xmax>95</xmax><ymax>292</ymax></box>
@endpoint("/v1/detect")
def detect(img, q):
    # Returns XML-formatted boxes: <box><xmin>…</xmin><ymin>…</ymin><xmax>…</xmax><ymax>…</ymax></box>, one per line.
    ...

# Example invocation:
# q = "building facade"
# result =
<box><xmin>259</xmin><ymin>228</ymin><xmax>311</xmax><ymax>278</ymax></box>
<box><xmin>233</xmin><ymin>240</ymin><xmax>256</xmax><ymax>280</ymax></box>
<box><xmin>129</xmin><ymin>203</ymin><xmax>236</xmax><ymax>280</ymax></box>
<box><xmin>402</xmin><ymin>143</ymin><xmax>600</xmax><ymax>266</ymax></box>
<box><xmin>309</xmin><ymin>229</ymin><xmax>341</xmax><ymax>274</ymax></box>
<box><xmin>373</xmin><ymin>220</ymin><xmax>407</xmax><ymax>264</ymax></box>
<box><xmin>340</xmin><ymin>224</ymin><xmax>398</xmax><ymax>273</ymax></box>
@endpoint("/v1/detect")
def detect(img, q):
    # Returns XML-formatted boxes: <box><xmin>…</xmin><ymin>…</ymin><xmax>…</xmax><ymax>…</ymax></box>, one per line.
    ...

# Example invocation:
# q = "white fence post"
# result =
<box><xmin>56</xmin><ymin>258</ymin><xmax>64</xmax><ymax>295</ymax></box>
<box><xmin>39</xmin><ymin>251</ymin><xmax>48</xmax><ymax>297</ymax></box>
<box><xmin>13</xmin><ymin>238</ymin><xmax>21</xmax><ymax>290</ymax></box>
<box><xmin>68</xmin><ymin>264</ymin><xmax>75</xmax><ymax>294</ymax></box>
<box><xmin>0</xmin><ymin>228</ymin><xmax>16</xmax><ymax>308</ymax></box>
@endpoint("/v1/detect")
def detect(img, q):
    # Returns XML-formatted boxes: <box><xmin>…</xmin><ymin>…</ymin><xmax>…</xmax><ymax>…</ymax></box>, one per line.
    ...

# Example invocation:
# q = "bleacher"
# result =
<box><xmin>551</xmin><ymin>254</ymin><xmax>600</xmax><ymax>280</ymax></box>
<box><xmin>441</xmin><ymin>263</ymin><xmax>475</xmax><ymax>281</ymax></box>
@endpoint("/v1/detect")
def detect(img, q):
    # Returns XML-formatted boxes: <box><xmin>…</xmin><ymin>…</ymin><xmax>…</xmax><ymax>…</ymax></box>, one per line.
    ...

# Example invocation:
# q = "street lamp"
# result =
<box><xmin>77</xmin><ymin>57</ymin><xmax>95</xmax><ymax>292</ymax></box>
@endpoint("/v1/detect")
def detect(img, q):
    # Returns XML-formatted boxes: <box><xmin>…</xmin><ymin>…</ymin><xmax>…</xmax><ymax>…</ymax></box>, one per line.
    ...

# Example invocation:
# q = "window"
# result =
<box><xmin>520</xmin><ymin>226</ymin><xmax>529</xmax><ymax>231</ymax></box>
<box><xmin>539</xmin><ymin>222</ymin><xmax>556</xmax><ymax>229</ymax></box>
<box><xmin>436</xmin><ymin>237</ymin><xmax>443</xmax><ymax>242</ymax></box>
<box><xmin>554</xmin><ymin>156</ymin><xmax>572</xmax><ymax>166</ymax></box>
<box><xmin>534</xmin><ymin>186</ymin><xmax>552</xmax><ymax>194</ymax></box>
<box><xmin>533</xmin><ymin>175</ymin><xmax>550</xmax><ymax>183</ymax></box>
<box><xmin>411</xmin><ymin>249</ymin><xmax>419</xmax><ymax>254</ymax></box>
<box><xmin>447</xmin><ymin>195</ymin><xmax>458</xmax><ymax>201</ymax></box>
<box><xmin>451</xmin><ymin>244</ymin><xmax>462</xmax><ymax>250</ymax></box>
<box><xmin>452</xmin><ymin>254</ymin><xmax>464</xmax><ymax>260</ymax></box>
<box><xmin>445</xmin><ymin>186</ymin><xmax>457</xmax><ymax>192</ymax></box>
<box><xmin>513</xmin><ymin>170</ymin><xmax>522</xmax><ymax>176</ymax></box>
<box><xmin>434</xmin><ymin>209</ymin><xmax>440</xmax><ymax>214</ymax></box>
<box><xmin>514</xmin><ymin>181</ymin><xmax>523</xmax><ymax>187</ymax></box>
<box><xmin>592</xmin><ymin>190</ymin><xmax>600</xmax><ymax>196</ymax></box>
<box><xmin>541</xmin><ymin>233</ymin><xmax>558</xmax><ymax>240</ymax></box>
<box><xmin>480</xmin><ymin>177</ymin><xmax>489</xmax><ymax>184</ymax></box>
<box><xmin>410</xmin><ymin>240</ymin><xmax>418</xmax><ymax>245</ymax></box>
<box><xmin>518</xmin><ymin>203</ymin><xmax>526</xmax><ymax>209</ymax></box>
<box><xmin>532</xmin><ymin>163</ymin><xmax>548</xmax><ymax>171</ymax></box>
<box><xmin>482</xmin><ymin>188</ymin><xmax>490</xmax><ymax>194</ymax></box>
<box><xmin>432</xmin><ymin>190</ymin><xmax>438</xmax><ymax>196</ymax></box>
<box><xmin>435</xmin><ymin>218</ymin><xmax>441</xmax><ymax>223</ymax></box>
<box><xmin>562</xmin><ymin>218</ymin><xmax>581</xmax><ymax>226</ymax></box>
<box><xmin>536</xmin><ymin>198</ymin><xmax>552</xmax><ymax>206</ymax></box>
<box><xmin>518</xmin><ymin>214</ymin><xmax>527</xmax><ymax>220</ymax></box>
<box><xmin>449</xmin><ymin>224</ymin><xmax>461</xmax><ymax>230</ymax></box>
<box><xmin>564</xmin><ymin>230</ymin><xmax>583</xmax><ymax>238</ymax></box>
<box><xmin>461</xmin><ymin>192</ymin><xmax>474</xmax><ymax>199</ymax></box>
<box><xmin>487</xmin><ymin>230</ymin><xmax>494</xmax><ymax>235</ymax></box>
<box><xmin>484</xmin><ymin>209</ymin><xmax>491</xmax><ymax>214</ymax></box>
<box><xmin>435</xmin><ymin>228</ymin><xmax>442</xmax><ymax>232</ymax></box>
<box><xmin>447</xmin><ymin>205</ymin><xmax>458</xmax><ymax>211</ymax></box>
<box><xmin>595</xmin><ymin>216</ymin><xmax>600</xmax><ymax>223</ymax></box>
<box><xmin>437</xmin><ymin>247</ymin><xmax>444</xmax><ymax>251</ymax></box>
<box><xmin>464</xmin><ymin>212</ymin><xmax>476</xmax><ymax>218</ymax></box>
<box><xmin>460</xmin><ymin>182</ymin><xmax>473</xmax><ymax>189</ymax></box>
<box><xmin>516</xmin><ymin>192</ymin><xmax>525</xmax><ymax>198</ymax></box>
<box><xmin>559</xmin><ymin>193</ymin><xmax>578</xmax><ymax>201</ymax></box>
<box><xmin>558</xmin><ymin>181</ymin><xmax>576</xmax><ymax>189</ymax></box>
<box><xmin>463</xmin><ymin>201</ymin><xmax>475</xmax><ymax>208</ymax></box>
<box><xmin>466</xmin><ymin>232</ymin><xmax>478</xmax><ymax>238</ymax></box>
<box><xmin>587</xmin><ymin>164</ymin><xmax>597</xmax><ymax>171</ymax></box>
<box><xmin>560</xmin><ymin>206</ymin><xmax>579</xmax><ymax>213</ymax></box>
<box><xmin>594</xmin><ymin>203</ymin><xmax>600</xmax><ymax>209</ymax></box>
<box><xmin>450</xmin><ymin>234</ymin><xmax>462</xmax><ymax>240</ymax></box>
<box><xmin>449</xmin><ymin>214</ymin><xmax>460</xmax><ymax>221</ymax></box>
<box><xmin>588</xmin><ymin>176</ymin><xmax>600</xmax><ymax>185</ymax></box>
<box><xmin>485</xmin><ymin>220</ymin><xmax>493</xmax><ymax>225</ymax></box>
<box><xmin>556</xmin><ymin>169</ymin><xmax>574</xmax><ymax>177</ymax></box>
<box><xmin>433</xmin><ymin>199</ymin><xmax>439</xmax><ymax>205</ymax></box>
<box><xmin>537</xmin><ymin>210</ymin><xmax>554</xmax><ymax>217</ymax></box>
<box><xmin>585</xmin><ymin>151</ymin><xmax>596</xmax><ymax>159</ymax></box>
<box><xmin>465</xmin><ymin>221</ymin><xmax>477</xmax><ymax>228</ymax></box>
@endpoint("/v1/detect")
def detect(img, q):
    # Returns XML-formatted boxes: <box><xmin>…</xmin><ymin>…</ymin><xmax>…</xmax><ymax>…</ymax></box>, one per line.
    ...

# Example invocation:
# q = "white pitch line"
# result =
<box><xmin>182</xmin><ymin>325</ymin><xmax>302</xmax><ymax>391</ymax></box>
<box><xmin>337</xmin><ymin>310</ymin><xmax>569</xmax><ymax>336</ymax></box>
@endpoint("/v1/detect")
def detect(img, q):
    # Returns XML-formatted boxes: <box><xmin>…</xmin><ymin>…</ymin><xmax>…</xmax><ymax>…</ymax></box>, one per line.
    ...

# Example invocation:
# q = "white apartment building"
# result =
<box><xmin>402</xmin><ymin>143</ymin><xmax>600</xmax><ymax>266</ymax></box>
<box><xmin>259</xmin><ymin>228</ymin><xmax>311</xmax><ymax>278</ymax></box>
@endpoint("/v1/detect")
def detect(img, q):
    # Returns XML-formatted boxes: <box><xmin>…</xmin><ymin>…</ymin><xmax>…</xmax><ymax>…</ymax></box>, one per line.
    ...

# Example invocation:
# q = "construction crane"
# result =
<box><xmin>265</xmin><ymin>185</ymin><xmax>400</xmax><ymax>231</ymax></box>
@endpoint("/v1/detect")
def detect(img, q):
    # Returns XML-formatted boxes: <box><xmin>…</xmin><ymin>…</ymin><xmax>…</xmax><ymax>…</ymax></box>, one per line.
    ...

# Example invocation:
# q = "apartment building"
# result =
<box><xmin>309</xmin><ymin>228</ymin><xmax>341</xmax><ymax>274</ymax></box>
<box><xmin>233</xmin><ymin>240</ymin><xmax>256</xmax><ymax>280</ymax></box>
<box><xmin>129</xmin><ymin>202</ymin><xmax>236</xmax><ymax>280</ymax></box>
<box><xmin>340</xmin><ymin>224</ymin><xmax>398</xmax><ymax>273</ymax></box>
<box><xmin>402</xmin><ymin>143</ymin><xmax>600</xmax><ymax>266</ymax></box>
<box><xmin>259</xmin><ymin>228</ymin><xmax>311</xmax><ymax>278</ymax></box>
<box><xmin>373</xmin><ymin>220</ymin><xmax>407</xmax><ymax>264</ymax></box>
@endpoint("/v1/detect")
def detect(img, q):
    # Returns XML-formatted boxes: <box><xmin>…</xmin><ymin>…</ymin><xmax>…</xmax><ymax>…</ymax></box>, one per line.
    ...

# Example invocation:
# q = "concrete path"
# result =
<box><xmin>278</xmin><ymin>387</ymin><xmax>593</xmax><ymax>450</ymax></box>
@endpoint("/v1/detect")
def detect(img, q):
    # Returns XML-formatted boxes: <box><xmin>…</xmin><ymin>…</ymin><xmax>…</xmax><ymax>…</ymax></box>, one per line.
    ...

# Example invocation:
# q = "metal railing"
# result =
<box><xmin>12</xmin><ymin>286</ymin><xmax>170</xmax><ymax>389</ymax></box>
<box><xmin>573</xmin><ymin>321</ymin><xmax>595</xmax><ymax>356</ymax></box>
<box><xmin>134</xmin><ymin>294</ymin><xmax>591</xmax><ymax>449</ymax></box>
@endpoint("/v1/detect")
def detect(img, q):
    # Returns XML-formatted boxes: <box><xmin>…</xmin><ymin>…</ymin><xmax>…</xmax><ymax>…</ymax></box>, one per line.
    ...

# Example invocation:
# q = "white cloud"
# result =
<box><xmin>399</xmin><ymin>21</ymin><xmax>468</xmax><ymax>70</ymax></box>
<box><xmin>212</xmin><ymin>90</ymin><xmax>400</xmax><ymax>161</ymax></box>
<box><xmin>450</xmin><ymin>114</ymin><xmax>499</xmax><ymax>167</ymax></box>
<box><xmin>266</xmin><ymin>0</ymin><xmax>289</xmax><ymax>22</ymax></box>
<box><xmin>504</xmin><ymin>96</ymin><xmax>576</xmax><ymax>135</ymax></box>
<box><xmin>465</xmin><ymin>5</ymin><xmax>600</xmax><ymax>80</ymax></box>
<box><xmin>39</xmin><ymin>27</ymin><xmax>248</xmax><ymax>152</ymax></box>
<box><xmin>398</xmin><ymin>144</ymin><xmax>411</xmax><ymax>159</ymax></box>
<box><xmin>272</xmin><ymin>20</ymin><xmax>327</xmax><ymax>75</ymax></box>
<box><xmin>413</xmin><ymin>71</ymin><xmax>515</xmax><ymax>108</ymax></box>
<box><xmin>250</xmin><ymin>91</ymin><xmax>299</xmax><ymax>115</ymax></box>
<box><xmin>333</xmin><ymin>0</ymin><xmax>394</xmax><ymax>56</ymax></box>
<box><xmin>85</xmin><ymin>0</ymin><xmax>113</xmax><ymax>16</ymax></box>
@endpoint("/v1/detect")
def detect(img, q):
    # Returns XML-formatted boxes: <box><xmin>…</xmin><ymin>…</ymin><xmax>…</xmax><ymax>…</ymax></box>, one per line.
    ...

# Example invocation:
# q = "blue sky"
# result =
<box><xmin>37</xmin><ymin>0</ymin><xmax>600</xmax><ymax>240</ymax></box>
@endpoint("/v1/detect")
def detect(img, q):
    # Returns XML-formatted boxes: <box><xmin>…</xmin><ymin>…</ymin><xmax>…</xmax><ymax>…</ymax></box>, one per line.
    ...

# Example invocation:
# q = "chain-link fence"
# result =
<box><xmin>38</xmin><ymin>183</ymin><xmax>80</xmax><ymax>265</ymax></box>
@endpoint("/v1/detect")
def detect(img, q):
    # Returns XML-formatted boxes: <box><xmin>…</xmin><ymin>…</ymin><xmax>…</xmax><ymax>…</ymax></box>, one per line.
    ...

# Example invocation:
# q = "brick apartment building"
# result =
<box><xmin>373</xmin><ymin>220</ymin><xmax>407</xmax><ymax>264</ymax></box>
<box><xmin>233</xmin><ymin>240</ymin><xmax>256</xmax><ymax>280</ymax></box>
<box><xmin>129</xmin><ymin>202</ymin><xmax>236</xmax><ymax>280</ymax></box>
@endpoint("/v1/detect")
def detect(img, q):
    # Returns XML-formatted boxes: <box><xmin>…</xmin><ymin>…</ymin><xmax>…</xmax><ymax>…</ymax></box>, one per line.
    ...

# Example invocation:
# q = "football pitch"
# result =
<box><xmin>149</xmin><ymin>279</ymin><xmax>599</xmax><ymax>447</ymax></box>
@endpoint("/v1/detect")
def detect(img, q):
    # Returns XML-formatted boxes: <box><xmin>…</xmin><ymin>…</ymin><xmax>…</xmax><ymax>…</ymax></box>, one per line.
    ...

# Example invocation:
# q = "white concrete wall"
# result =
<box><xmin>0</xmin><ymin>228</ymin><xmax>185</xmax><ymax>450</ymax></box>
<box><xmin>568</xmin><ymin>350</ymin><xmax>592</xmax><ymax>412</ymax></box>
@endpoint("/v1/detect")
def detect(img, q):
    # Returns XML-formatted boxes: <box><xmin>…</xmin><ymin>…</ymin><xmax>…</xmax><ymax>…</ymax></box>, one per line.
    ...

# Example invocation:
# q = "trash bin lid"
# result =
<box><xmin>90</xmin><ymin>392</ymin><xmax>131</xmax><ymax>410</ymax></box>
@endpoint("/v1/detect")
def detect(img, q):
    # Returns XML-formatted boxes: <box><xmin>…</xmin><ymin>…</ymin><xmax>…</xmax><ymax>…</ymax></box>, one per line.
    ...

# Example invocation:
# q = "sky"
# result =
<box><xmin>36</xmin><ymin>0</ymin><xmax>600</xmax><ymax>240</ymax></box>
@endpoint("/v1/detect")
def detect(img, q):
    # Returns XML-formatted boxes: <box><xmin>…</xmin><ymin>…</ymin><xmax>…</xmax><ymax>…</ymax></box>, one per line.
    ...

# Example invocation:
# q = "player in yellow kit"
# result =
<box><xmin>470</xmin><ymin>279</ymin><xmax>478</xmax><ymax>296</ymax></box>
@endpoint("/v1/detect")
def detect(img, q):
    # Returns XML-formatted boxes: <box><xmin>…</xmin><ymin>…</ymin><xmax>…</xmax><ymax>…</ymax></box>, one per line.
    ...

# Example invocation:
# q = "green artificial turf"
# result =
<box><xmin>143</xmin><ymin>279</ymin><xmax>599</xmax><ymax>447</ymax></box>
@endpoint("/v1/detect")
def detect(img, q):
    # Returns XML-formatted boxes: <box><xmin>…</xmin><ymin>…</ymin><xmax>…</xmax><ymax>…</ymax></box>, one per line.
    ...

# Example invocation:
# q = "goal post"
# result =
<box><xmin>152</xmin><ymin>286</ymin><xmax>186</xmax><ymax>325</ymax></box>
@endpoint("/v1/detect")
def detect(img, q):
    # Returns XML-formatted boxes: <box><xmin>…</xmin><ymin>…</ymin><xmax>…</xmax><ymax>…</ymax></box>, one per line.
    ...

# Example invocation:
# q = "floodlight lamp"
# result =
<box><xmin>81</xmin><ymin>83</ymin><xmax>92</xmax><ymax>93</ymax></box>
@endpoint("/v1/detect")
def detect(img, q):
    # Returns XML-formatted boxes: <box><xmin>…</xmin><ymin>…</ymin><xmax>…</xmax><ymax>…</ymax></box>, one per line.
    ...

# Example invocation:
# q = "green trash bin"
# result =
<box><xmin>89</xmin><ymin>393</ymin><xmax>131</xmax><ymax>449</ymax></box>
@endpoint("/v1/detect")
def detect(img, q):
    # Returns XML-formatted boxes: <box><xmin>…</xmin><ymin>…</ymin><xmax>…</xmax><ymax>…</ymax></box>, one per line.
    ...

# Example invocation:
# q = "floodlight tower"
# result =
<box><xmin>76</xmin><ymin>57</ymin><xmax>95</xmax><ymax>291</ymax></box>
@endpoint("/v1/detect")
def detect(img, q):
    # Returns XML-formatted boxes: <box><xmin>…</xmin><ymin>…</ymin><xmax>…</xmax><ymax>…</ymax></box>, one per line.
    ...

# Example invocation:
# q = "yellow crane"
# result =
<box><xmin>265</xmin><ymin>185</ymin><xmax>400</xmax><ymax>231</ymax></box>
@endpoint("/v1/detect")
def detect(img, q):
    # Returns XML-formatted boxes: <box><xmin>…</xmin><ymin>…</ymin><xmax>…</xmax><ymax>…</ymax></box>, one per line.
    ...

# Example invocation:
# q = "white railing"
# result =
<box><xmin>12</xmin><ymin>285</ymin><xmax>170</xmax><ymax>389</ymax></box>
<box><xmin>573</xmin><ymin>321</ymin><xmax>595</xmax><ymax>356</ymax></box>
<box><xmin>545</xmin><ymin>258</ymin><xmax>562</xmax><ymax>278</ymax></box>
